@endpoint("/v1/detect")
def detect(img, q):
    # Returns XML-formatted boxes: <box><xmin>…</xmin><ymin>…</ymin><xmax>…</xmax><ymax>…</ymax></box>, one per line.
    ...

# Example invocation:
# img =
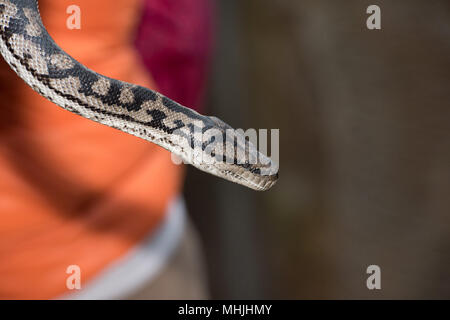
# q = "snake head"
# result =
<box><xmin>186</xmin><ymin>116</ymin><xmax>279</xmax><ymax>191</ymax></box>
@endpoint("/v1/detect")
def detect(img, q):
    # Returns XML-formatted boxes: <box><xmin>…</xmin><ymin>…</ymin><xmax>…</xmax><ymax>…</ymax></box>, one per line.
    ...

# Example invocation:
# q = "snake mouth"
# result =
<box><xmin>192</xmin><ymin>158</ymin><xmax>279</xmax><ymax>191</ymax></box>
<box><xmin>245</xmin><ymin>164</ymin><xmax>279</xmax><ymax>191</ymax></box>
<box><xmin>192</xmin><ymin>162</ymin><xmax>278</xmax><ymax>191</ymax></box>
<box><xmin>224</xmin><ymin>166</ymin><xmax>278</xmax><ymax>191</ymax></box>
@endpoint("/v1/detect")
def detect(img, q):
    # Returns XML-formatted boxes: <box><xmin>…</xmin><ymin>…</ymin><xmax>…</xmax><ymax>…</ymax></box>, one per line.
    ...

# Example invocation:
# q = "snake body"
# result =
<box><xmin>0</xmin><ymin>0</ymin><xmax>278</xmax><ymax>191</ymax></box>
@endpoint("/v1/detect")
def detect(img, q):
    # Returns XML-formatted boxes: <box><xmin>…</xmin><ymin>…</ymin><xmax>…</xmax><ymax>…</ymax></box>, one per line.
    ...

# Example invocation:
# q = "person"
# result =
<box><xmin>0</xmin><ymin>0</ymin><xmax>213</xmax><ymax>299</ymax></box>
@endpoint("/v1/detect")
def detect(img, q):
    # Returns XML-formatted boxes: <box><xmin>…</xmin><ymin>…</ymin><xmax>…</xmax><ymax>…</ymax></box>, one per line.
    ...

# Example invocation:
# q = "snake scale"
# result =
<box><xmin>0</xmin><ymin>0</ymin><xmax>278</xmax><ymax>191</ymax></box>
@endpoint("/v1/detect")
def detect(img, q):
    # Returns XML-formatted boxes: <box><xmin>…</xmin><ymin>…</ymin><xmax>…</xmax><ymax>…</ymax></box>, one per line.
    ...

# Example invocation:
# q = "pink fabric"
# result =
<box><xmin>134</xmin><ymin>0</ymin><xmax>214</xmax><ymax>113</ymax></box>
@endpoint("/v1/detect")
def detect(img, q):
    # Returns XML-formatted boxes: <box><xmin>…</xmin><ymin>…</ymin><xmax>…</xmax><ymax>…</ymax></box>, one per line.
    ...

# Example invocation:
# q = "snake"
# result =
<box><xmin>0</xmin><ymin>0</ymin><xmax>278</xmax><ymax>191</ymax></box>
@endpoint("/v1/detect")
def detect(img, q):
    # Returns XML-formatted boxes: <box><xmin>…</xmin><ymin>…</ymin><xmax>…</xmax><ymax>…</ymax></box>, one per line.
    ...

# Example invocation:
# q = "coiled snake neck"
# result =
<box><xmin>0</xmin><ymin>0</ymin><xmax>278</xmax><ymax>191</ymax></box>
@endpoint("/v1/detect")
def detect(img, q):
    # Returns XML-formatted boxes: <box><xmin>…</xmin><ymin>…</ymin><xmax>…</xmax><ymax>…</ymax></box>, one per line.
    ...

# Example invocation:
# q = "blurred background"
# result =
<box><xmin>185</xmin><ymin>0</ymin><xmax>450</xmax><ymax>299</ymax></box>
<box><xmin>0</xmin><ymin>0</ymin><xmax>449</xmax><ymax>300</ymax></box>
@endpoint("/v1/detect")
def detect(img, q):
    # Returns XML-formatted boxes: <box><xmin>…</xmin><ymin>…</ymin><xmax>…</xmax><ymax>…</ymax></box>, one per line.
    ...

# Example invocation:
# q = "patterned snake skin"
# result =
<box><xmin>0</xmin><ymin>0</ymin><xmax>278</xmax><ymax>191</ymax></box>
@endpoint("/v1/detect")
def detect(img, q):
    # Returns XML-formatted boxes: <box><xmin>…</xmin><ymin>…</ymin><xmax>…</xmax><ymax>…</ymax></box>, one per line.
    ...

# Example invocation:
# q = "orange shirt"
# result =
<box><xmin>0</xmin><ymin>0</ymin><xmax>183</xmax><ymax>299</ymax></box>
